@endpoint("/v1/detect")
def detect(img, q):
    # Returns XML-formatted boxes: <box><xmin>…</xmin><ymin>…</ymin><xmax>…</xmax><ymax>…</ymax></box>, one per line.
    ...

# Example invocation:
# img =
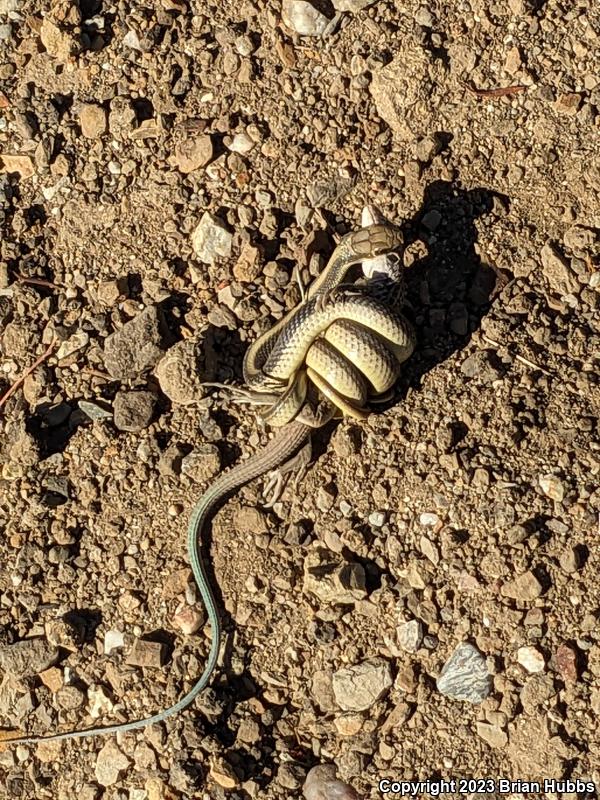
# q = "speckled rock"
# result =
<box><xmin>181</xmin><ymin>444</ymin><xmax>221</xmax><ymax>482</ymax></box>
<box><xmin>154</xmin><ymin>336</ymin><xmax>211</xmax><ymax>405</ymax></box>
<box><xmin>303</xmin><ymin>548</ymin><xmax>367</xmax><ymax>604</ymax></box>
<box><xmin>282</xmin><ymin>0</ymin><xmax>330</xmax><ymax>36</ymax></box>
<box><xmin>77</xmin><ymin>103</ymin><xmax>107</xmax><ymax>139</ymax></box>
<box><xmin>191</xmin><ymin>212</ymin><xmax>233</xmax><ymax>263</ymax></box>
<box><xmin>397</xmin><ymin>619</ymin><xmax>424</xmax><ymax>653</ymax></box>
<box><xmin>169</xmin><ymin>134</ymin><xmax>213</xmax><ymax>173</ymax></box>
<box><xmin>102</xmin><ymin>306</ymin><xmax>168</xmax><ymax>381</ymax></box>
<box><xmin>540</xmin><ymin>243</ymin><xmax>579</xmax><ymax>296</ymax></box>
<box><xmin>436</xmin><ymin>642</ymin><xmax>491</xmax><ymax>703</ymax></box>
<box><xmin>94</xmin><ymin>741</ymin><xmax>131</xmax><ymax>786</ymax></box>
<box><xmin>501</xmin><ymin>571</ymin><xmax>543</xmax><ymax>601</ymax></box>
<box><xmin>0</xmin><ymin>638</ymin><xmax>59</xmax><ymax>678</ymax></box>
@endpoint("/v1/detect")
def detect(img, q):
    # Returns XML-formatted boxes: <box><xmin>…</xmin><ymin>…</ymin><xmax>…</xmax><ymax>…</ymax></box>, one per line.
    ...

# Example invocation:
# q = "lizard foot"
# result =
<box><xmin>262</xmin><ymin>440</ymin><xmax>313</xmax><ymax>508</ymax></box>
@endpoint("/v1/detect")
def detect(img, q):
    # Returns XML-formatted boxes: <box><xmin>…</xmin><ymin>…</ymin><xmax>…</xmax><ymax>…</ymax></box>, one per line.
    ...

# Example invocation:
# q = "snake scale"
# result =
<box><xmin>2</xmin><ymin>216</ymin><xmax>415</xmax><ymax>744</ymax></box>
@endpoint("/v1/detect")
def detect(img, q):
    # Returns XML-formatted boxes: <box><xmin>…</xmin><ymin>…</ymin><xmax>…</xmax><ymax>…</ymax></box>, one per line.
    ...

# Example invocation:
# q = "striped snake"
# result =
<box><xmin>242</xmin><ymin>221</ymin><xmax>415</xmax><ymax>426</ymax></box>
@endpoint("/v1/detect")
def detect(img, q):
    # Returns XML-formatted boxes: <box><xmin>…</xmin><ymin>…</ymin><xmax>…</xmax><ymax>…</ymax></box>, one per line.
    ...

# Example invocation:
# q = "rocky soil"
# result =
<box><xmin>0</xmin><ymin>0</ymin><xmax>599</xmax><ymax>798</ymax></box>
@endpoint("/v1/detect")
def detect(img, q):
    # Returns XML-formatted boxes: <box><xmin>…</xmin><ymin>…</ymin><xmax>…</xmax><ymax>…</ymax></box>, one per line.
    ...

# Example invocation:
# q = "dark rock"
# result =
<box><xmin>113</xmin><ymin>390</ymin><xmax>157</xmax><ymax>431</ymax></box>
<box><xmin>102</xmin><ymin>306</ymin><xmax>168</xmax><ymax>380</ymax></box>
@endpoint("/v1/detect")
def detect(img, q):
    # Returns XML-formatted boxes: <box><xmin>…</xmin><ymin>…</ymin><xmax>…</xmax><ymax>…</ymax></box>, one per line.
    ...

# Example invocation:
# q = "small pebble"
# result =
<box><xmin>170</xmin><ymin>134</ymin><xmax>213</xmax><ymax>173</ymax></box>
<box><xmin>397</xmin><ymin>619</ymin><xmax>424</xmax><ymax>653</ymax></box>
<box><xmin>539</xmin><ymin>474</ymin><xmax>565</xmax><ymax>502</ymax></box>
<box><xmin>419</xmin><ymin>512</ymin><xmax>439</xmax><ymax>526</ymax></box>
<box><xmin>210</xmin><ymin>757</ymin><xmax>239</xmax><ymax>789</ymax></box>
<box><xmin>517</xmin><ymin>645</ymin><xmax>545</xmax><ymax>673</ymax></box>
<box><xmin>88</xmin><ymin>686</ymin><xmax>114</xmax><ymax>718</ymax></box>
<box><xmin>501</xmin><ymin>570</ymin><xmax>543</xmax><ymax>601</ymax></box>
<box><xmin>281</xmin><ymin>0</ymin><xmax>330</xmax><ymax>36</ymax></box>
<box><xmin>94</xmin><ymin>742</ymin><xmax>131</xmax><ymax>787</ymax></box>
<box><xmin>104</xmin><ymin>630</ymin><xmax>125</xmax><ymax>654</ymax></box>
<box><xmin>332</xmin><ymin>658</ymin><xmax>393</xmax><ymax>711</ymax></box>
<box><xmin>191</xmin><ymin>212</ymin><xmax>233</xmax><ymax>263</ymax></box>
<box><xmin>126</xmin><ymin>639</ymin><xmax>167</xmax><ymax>668</ymax></box>
<box><xmin>339</xmin><ymin>500</ymin><xmax>352</xmax><ymax>517</ymax></box>
<box><xmin>369</xmin><ymin>510</ymin><xmax>385</xmax><ymax>527</ymax></box>
<box><xmin>228</xmin><ymin>132</ymin><xmax>255</xmax><ymax>154</ymax></box>
<box><xmin>555</xmin><ymin>643</ymin><xmax>578</xmax><ymax>683</ymax></box>
<box><xmin>172</xmin><ymin>605</ymin><xmax>204</xmax><ymax>635</ymax></box>
<box><xmin>113</xmin><ymin>390</ymin><xmax>156</xmax><ymax>432</ymax></box>
<box><xmin>303</xmin><ymin>765</ymin><xmax>360</xmax><ymax>800</ymax></box>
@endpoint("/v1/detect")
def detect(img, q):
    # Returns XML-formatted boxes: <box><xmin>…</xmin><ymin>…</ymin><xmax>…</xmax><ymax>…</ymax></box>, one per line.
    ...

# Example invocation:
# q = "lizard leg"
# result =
<box><xmin>262</xmin><ymin>439</ymin><xmax>312</xmax><ymax>508</ymax></box>
<box><xmin>293</xmin><ymin>263</ymin><xmax>308</xmax><ymax>303</ymax></box>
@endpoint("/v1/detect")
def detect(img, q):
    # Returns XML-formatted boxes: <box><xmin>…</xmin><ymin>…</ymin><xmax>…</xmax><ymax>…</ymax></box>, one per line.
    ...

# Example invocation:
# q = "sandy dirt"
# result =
<box><xmin>0</xmin><ymin>0</ymin><xmax>599</xmax><ymax>797</ymax></box>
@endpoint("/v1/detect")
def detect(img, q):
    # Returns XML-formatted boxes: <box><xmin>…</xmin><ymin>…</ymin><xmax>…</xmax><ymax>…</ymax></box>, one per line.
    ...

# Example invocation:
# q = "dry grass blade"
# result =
<box><xmin>464</xmin><ymin>82</ymin><xmax>527</xmax><ymax>98</ymax></box>
<box><xmin>0</xmin><ymin>339</ymin><xmax>57</xmax><ymax>410</ymax></box>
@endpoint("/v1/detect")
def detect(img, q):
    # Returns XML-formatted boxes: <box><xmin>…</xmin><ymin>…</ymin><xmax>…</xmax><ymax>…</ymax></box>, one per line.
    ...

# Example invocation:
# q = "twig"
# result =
<box><xmin>463</xmin><ymin>82</ymin><xmax>527</xmax><ymax>98</ymax></box>
<box><xmin>482</xmin><ymin>335</ymin><xmax>553</xmax><ymax>377</ymax></box>
<box><xmin>0</xmin><ymin>339</ymin><xmax>57</xmax><ymax>410</ymax></box>
<box><xmin>81</xmin><ymin>366</ymin><xmax>113</xmax><ymax>381</ymax></box>
<box><xmin>16</xmin><ymin>274</ymin><xmax>58</xmax><ymax>289</ymax></box>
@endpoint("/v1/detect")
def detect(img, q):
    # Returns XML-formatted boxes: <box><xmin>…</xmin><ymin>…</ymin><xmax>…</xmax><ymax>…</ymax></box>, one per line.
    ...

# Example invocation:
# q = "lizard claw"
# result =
<box><xmin>262</xmin><ymin>440</ymin><xmax>312</xmax><ymax>507</ymax></box>
<box><xmin>314</xmin><ymin>283</ymin><xmax>359</xmax><ymax>313</ymax></box>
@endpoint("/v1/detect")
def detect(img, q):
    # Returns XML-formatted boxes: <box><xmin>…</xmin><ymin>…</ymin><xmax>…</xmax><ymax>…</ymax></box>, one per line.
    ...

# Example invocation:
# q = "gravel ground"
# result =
<box><xmin>0</xmin><ymin>0</ymin><xmax>599</xmax><ymax>798</ymax></box>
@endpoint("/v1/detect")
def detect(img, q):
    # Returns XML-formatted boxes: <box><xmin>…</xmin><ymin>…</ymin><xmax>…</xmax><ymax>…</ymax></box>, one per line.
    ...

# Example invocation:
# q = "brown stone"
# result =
<box><xmin>39</xmin><ymin>666</ymin><xmax>63</xmax><ymax>692</ymax></box>
<box><xmin>78</xmin><ymin>104</ymin><xmax>107</xmax><ymax>139</ymax></box>
<box><xmin>0</xmin><ymin>154</ymin><xmax>35</xmax><ymax>178</ymax></box>
<box><xmin>501</xmin><ymin>570</ymin><xmax>543</xmax><ymax>601</ymax></box>
<box><xmin>554</xmin><ymin>643</ymin><xmax>578</xmax><ymax>684</ymax></box>
<box><xmin>554</xmin><ymin>92</ymin><xmax>581</xmax><ymax>115</ymax></box>
<box><xmin>233</xmin><ymin>243</ymin><xmax>262</xmax><ymax>282</ymax></box>
<box><xmin>169</xmin><ymin>134</ymin><xmax>213</xmax><ymax>173</ymax></box>
<box><xmin>126</xmin><ymin>639</ymin><xmax>167</xmax><ymax>668</ymax></box>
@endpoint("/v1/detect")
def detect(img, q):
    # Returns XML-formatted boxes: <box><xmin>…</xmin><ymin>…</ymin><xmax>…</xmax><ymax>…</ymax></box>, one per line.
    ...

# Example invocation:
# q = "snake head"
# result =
<box><xmin>349</xmin><ymin>223</ymin><xmax>403</xmax><ymax>258</ymax></box>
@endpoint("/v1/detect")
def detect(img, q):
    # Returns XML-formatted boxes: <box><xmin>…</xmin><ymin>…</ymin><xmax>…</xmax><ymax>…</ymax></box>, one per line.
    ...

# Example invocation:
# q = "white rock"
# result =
<box><xmin>94</xmin><ymin>741</ymin><xmax>131</xmax><ymax>787</ymax></box>
<box><xmin>56</xmin><ymin>331</ymin><xmax>89</xmax><ymax>360</ymax></box>
<box><xmin>123</xmin><ymin>29</ymin><xmax>142</xmax><ymax>50</ymax></box>
<box><xmin>397</xmin><ymin>619</ymin><xmax>423</xmax><ymax>653</ymax></box>
<box><xmin>517</xmin><ymin>646</ymin><xmax>545</xmax><ymax>673</ymax></box>
<box><xmin>281</xmin><ymin>0</ymin><xmax>330</xmax><ymax>36</ymax></box>
<box><xmin>88</xmin><ymin>685</ymin><xmax>114</xmax><ymax>718</ymax></box>
<box><xmin>419</xmin><ymin>512</ymin><xmax>439</xmax><ymax>526</ymax></box>
<box><xmin>172</xmin><ymin>604</ymin><xmax>204</xmax><ymax>635</ymax></box>
<box><xmin>539</xmin><ymin>474</ymin><xmax>565</xmax><ymax>502</ymax></box>
<box><xmin>104</xmin><ymin>629</ymin><xmax>125</xmax><ymax>654</ymax></box>
<box><xmin>191</xmin><ymin>212</ymin><xmax>233</xmax><ymax>264</ymax></box>
<box><xmin>228</xmin><ymin>132</ymin><xmax>255</xmax><ymax>154</ymax></box>
<box><xmin>332</xmin><ymin>658</ymin><xmax>392</xmax><ymax>711</ymax></box>
<box><xmin>369</xmin><ymin>511</ymin><xmax>385</xmax><ymax>527</ymax></box>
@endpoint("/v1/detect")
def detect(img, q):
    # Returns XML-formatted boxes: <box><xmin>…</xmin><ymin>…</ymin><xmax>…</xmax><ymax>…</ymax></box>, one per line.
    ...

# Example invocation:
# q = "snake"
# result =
<box><xmin>1</xmin><ymin>218</ymin><xmax>414</xmax><ymax>744</ymax></box>
<box><xmin>243</xmin><ymin>223</ymin><xmax>414</xmax><ymax>426</ymax></box>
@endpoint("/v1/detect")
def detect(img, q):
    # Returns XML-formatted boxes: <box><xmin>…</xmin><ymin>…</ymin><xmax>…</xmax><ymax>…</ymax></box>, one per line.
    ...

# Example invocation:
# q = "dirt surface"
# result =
<box><xmin>1</xmin><ymin>0</ymin><xmax>599</xmax><ymax>798</ymax></box>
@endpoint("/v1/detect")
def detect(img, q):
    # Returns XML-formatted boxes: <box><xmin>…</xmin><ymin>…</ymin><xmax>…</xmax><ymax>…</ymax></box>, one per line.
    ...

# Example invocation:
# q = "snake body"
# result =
<box><xmin>244</xmin><ymin>223</ymin><xmax>414</xmax><ymax>425</ymax></box>
<box><xmin>3</xmin><ymin>217</ymin><xmax>413</xmax><ymax>744</ymax></box>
